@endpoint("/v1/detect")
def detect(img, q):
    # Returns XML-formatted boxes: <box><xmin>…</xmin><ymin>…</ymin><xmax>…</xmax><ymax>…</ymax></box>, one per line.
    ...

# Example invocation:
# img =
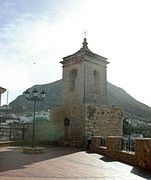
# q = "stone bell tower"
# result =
<box><xmin>60</xmin><ymin>38</ymin><xmax>109</xmax><ymax>106</ymax></box>
<box><xmin>52</xmin><ymin>37</ymin><xmax>123</xmax><ymax>146</ymax></box>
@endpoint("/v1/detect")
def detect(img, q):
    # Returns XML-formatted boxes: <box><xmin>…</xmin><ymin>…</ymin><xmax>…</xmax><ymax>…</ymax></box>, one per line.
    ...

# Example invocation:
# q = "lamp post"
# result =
<box><xmin>24</xmin><ymin>88</ymin><xmax>46</xmax><ymax>148</ymax></box>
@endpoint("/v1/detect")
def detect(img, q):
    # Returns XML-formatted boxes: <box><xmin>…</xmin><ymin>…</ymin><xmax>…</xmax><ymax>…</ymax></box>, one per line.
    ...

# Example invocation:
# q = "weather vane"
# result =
<box><xmin>83</xmin><ymin>29</ymin><xmax>88</xmax><ymax>38</ymax></box>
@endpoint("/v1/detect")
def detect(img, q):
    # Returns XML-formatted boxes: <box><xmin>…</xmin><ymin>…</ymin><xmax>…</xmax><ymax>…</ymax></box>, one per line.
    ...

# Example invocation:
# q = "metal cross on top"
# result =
<box><xmin>83</xmin><ymin>29</ymin><xmax>88</xmax><ymax>38</ymax></box>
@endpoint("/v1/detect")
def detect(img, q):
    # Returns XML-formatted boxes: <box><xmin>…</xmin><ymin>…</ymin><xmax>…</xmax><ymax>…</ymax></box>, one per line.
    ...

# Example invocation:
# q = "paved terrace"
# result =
<box><xmin>0</xmin><ymin>146</ymin><xmax>151</xmax><ymax>180</ymax></box>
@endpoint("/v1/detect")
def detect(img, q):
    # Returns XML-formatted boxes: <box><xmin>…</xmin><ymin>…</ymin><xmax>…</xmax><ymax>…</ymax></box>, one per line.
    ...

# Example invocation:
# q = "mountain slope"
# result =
<box><xmin>10</xmin><ymin>80</ymin><xmax>151</xmax><ymax>122</ymax></box>
<box><xmin>107</xmin><ymin>82</ymin><xmax>151</xmax><ymax>122</ymax></box>
<box><xmin>10</xmin><ymin>80</ymin><xmax>62</xmax><ymax>112</ymax></box>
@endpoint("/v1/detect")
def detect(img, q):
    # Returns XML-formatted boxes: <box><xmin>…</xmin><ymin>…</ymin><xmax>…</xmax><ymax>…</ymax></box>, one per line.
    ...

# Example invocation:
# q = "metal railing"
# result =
<box><xmin>0</xmin><ymin>124</ymin><xmax>26</xmax><ymax>141</ymax></box>
<box><xmin>100</xmin><ymin>138</ymin><xmax>107</xmax><ymax>147</ymax></box>
<box><xmin>121</xmin><ymin>137</ymin><xmax>135</xmax><ymax>152</ymax></box>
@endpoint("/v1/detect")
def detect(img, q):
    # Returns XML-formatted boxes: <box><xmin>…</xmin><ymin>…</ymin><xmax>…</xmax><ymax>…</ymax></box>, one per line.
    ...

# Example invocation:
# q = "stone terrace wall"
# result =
<box><xmin>90</xmin><ymin>136</ymin><xmax>151</xmax><ymax>170</ymax></box>
<box><xmin>135</xmin><ymin>138</ymin><xmax>151</xmax><ymax>169</ymax></box>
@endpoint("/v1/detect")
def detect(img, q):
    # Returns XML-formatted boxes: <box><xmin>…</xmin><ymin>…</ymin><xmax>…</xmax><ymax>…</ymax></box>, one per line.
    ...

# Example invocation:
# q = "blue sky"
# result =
<box><xmin>1</xmin><ymin>0</ymin><xmax>151</xmax><ymax>107</ymax></box>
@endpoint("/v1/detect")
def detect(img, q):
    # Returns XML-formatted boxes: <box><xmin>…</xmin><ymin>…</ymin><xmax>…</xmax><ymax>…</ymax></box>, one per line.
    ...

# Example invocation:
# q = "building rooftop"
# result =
<box><xmin>0</xmin><ymin>87</ymin><xmax>6</xmax><ymax>94</ymax></box>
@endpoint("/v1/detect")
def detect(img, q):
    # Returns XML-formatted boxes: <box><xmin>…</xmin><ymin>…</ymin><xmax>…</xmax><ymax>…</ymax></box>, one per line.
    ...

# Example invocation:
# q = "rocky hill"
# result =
<box><xmin>10</xmin><ymin>79</ymin><xmax>151</xmax><ymax>123</ymax></box>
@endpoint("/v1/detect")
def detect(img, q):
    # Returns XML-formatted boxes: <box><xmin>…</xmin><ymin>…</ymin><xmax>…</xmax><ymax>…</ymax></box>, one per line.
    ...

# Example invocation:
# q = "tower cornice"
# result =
<box><xmin>61</xmin><ymin>38</ymin><xmax>109</xmax><ymax>65</ymax></box>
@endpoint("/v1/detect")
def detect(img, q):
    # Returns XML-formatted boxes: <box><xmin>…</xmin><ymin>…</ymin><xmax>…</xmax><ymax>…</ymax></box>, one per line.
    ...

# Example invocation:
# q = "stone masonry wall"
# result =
<box><xmin>135</xmin><ymin>138</ymin><xmax>151</xmax><ymax>169</ymax></box>
<box><xmin>91</xmin><ymin>136</ymin><xmax>151</xmax><ymax>170</ymax></box>
<box><xmin>62</xmin><ymin>60</ymin><xmax>85</xmax><ymax>106</ymax></box>
<box><xmin>52</xmin><ymin>104</ymin><xmax>123</xmax><ymax>147</ymax></box>
<box><xmin>62</xmin><ymin>56</ymin><xmax>108</xmax><ymax>106</ymax></box>
<box><xmin>84</xmin><ymin>59</ymin><xmax>107</xmax><ymax>105</ymax></box>
<box><xmin>51</xmin><ymin>104</ymin><xmax>86</xmax><ymax>146</ymax></box>
<box><xmin>85</xmin><ymin>104</ymin><xmax>123</xmax><ymax>136</ymax></box>
<box><xmin>51</xmin><ymin>106</ymin><xmax>65</xmax><ymax>136</ymax></box>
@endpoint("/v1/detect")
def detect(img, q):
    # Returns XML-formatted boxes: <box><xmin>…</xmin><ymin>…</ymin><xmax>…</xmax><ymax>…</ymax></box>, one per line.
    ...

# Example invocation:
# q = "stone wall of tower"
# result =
<box><xmin>51</xmin><ymin>104</ymin><xmax>86</xmax><ymax>146</ymax></box>
<box><xmin>61</xmin><ymin>57</ymin><xmax>108</xmax><ymax>106</ymax></box>
<box><xmin>84</xmin><ymin>59</ymin><xmax>107</xmax><ymax>105</ymax></box>
<box><xmin>62</xmin><ymin>59</ymin><xmax>85</xmax><ymax>105</ymax></box>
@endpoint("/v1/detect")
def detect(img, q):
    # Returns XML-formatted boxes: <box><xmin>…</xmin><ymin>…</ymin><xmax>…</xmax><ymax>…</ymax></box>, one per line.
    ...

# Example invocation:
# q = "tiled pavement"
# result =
<box><xmin>0</xmin><ymin>146</ymin><xmax>151</xmax><ymax>180</ymax></box>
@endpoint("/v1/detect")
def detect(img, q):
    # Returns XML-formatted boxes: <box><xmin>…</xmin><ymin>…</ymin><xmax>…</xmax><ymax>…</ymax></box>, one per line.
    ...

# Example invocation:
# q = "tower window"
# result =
<box><xmin>69</xmin><ymin>69</ymin><xmax>77</xmax><ymax>91</ymax></box>
<box><xmin>94</xmin><ymin>70</ymin><xmax>100</xmax><ymax>93</ymax></box>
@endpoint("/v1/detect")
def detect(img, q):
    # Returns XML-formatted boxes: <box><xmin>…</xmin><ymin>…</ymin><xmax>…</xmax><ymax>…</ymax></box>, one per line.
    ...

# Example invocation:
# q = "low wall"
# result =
<box><xmin>0</xmin><ymin>141</ymin><xmax>14</xmax><ymax>147</ymax></box>
<box><xmin>90</xmin><ymin>136</ymin><xmax>151</xmax><ymax>170</ymax></box>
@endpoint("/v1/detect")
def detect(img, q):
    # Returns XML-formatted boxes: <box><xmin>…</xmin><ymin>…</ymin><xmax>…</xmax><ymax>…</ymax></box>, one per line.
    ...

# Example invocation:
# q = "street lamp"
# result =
<box><xmin>24</xmin><ymin>88</ymin><xmax>46</xmax><ymax>148</ymax></box>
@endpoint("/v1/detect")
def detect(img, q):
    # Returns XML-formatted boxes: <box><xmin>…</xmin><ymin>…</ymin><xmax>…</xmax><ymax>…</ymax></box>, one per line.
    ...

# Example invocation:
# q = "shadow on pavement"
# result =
<box><xmin>0</xmin><ymin>145</ymin><xmax>79</xmax><ymax>172</ymax></box>
<box><xmin>131</xmin><ymin>167</ymin><xmax>151</xmax><ymax>180</ymax></box>
<box><xmin>95</xmin><ymin>154</ymin><xmax>151</xmax><ymax>179</ymax></box>
<box><xmin>99</xmin><ymin>155</ymin><xmax>116</xmax><ymax>162</ymax></box>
